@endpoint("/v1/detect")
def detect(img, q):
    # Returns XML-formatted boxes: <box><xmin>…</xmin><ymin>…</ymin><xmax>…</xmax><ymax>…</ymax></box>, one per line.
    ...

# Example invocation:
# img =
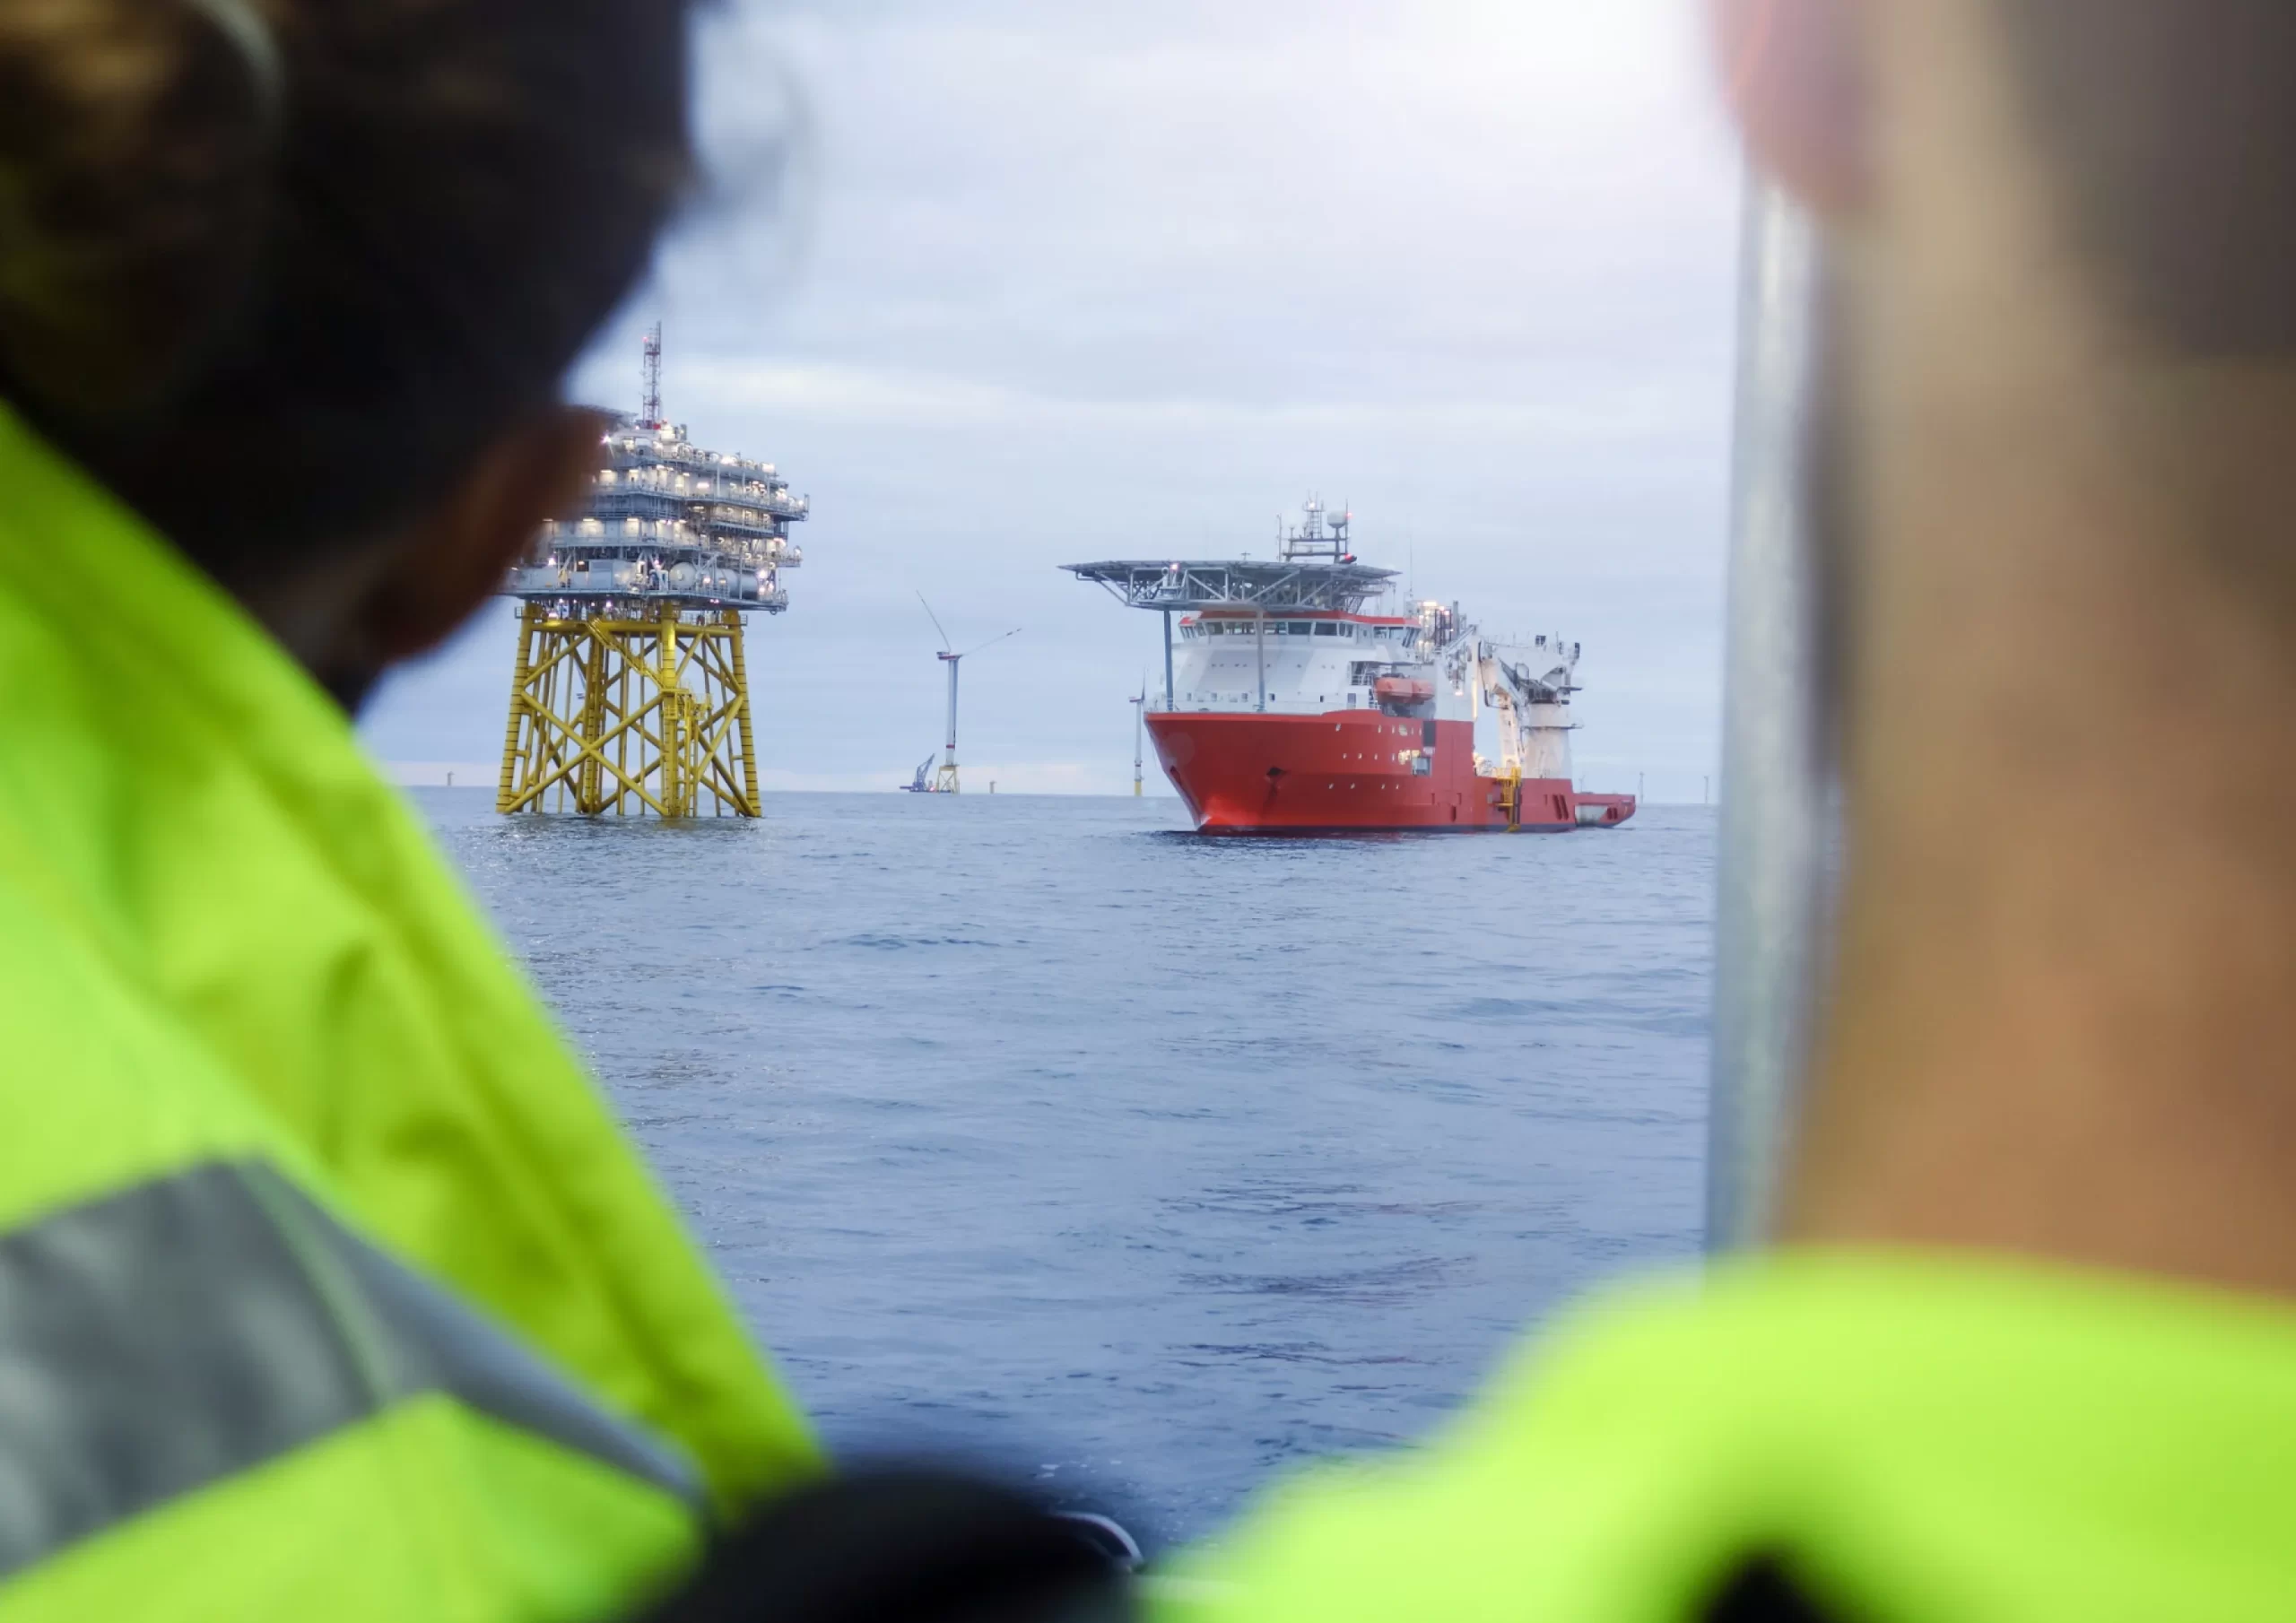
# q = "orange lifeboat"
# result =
<box><xmin>1374</xmin><ymin>675</ymin><xmax>1434</xmax><ymax>707</ymax></box>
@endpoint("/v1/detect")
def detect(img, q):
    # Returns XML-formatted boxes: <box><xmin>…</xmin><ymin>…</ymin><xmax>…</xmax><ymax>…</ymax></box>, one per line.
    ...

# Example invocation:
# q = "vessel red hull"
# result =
<box><xmin>1147</xmin><ymin>711</ymin><xmax>1636</xmax><ymax>833</ymax></box>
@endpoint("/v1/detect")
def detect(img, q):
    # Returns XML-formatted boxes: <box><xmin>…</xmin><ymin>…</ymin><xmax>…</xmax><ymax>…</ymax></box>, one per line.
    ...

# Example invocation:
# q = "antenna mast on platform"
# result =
<box><xmin>641</xmin><ymin>322</ymin><xmax>665</xmax><ymax>430</ymax></box>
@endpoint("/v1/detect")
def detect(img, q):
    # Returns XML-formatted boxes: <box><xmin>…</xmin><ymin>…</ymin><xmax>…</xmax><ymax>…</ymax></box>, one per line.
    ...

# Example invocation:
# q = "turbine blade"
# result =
<box><xmin>959</xmin><ymin>627</ymin><xmax>1022</xmax><ymax>659</ymax></box>
<box><xmin>917</xmin><ymin>592</ymin><xmax>952</xmax><ymax>653</ymax></box>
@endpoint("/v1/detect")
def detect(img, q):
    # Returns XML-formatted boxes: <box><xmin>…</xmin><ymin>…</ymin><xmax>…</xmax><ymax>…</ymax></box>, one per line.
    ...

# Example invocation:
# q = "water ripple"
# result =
<box><xmin>419</xmin><ymin>791</ymin><xmax>1713</xmax><ymax>1547</ymax></box>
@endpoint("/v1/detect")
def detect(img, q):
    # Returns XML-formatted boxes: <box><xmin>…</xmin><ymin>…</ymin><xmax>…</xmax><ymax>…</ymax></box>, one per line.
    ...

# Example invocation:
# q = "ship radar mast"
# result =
<box><xmin>1281</xmin><ymin>496</ymin><xmax>1355</xmax><ymax>564</ymax></box>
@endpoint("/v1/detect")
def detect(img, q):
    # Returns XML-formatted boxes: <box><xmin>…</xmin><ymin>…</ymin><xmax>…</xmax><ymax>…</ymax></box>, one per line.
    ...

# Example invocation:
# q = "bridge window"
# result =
<box><xmin>1313</xmin><ymin>623</ymin><xmax>1338</xmax><ymax>637</ymax></box>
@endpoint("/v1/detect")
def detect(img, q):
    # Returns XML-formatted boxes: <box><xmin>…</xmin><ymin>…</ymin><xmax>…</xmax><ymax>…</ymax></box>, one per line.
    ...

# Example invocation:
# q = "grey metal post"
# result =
<box><xmin>1163</xmin><ymin>610</ymin><xmax>1175</xmax><ymax>706</ymax></box>
<box><xmin>944</xmin><ymin>656</ymin><xmax>961</xmax><ymax>765</ymax></box>
<box><xmin>1708</xmin><ymin>182</ymin><xmax>1831</xmax><ymax>1251</ymax></box>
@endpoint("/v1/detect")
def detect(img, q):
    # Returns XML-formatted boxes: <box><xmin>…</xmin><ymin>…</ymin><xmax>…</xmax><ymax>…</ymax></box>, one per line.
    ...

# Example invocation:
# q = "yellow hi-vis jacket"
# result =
<box><xmin>1161</xmin><ymin>1253</ymin><xmax>2296</xmax><ymax>1622</ymax></box>
<box><xmin>0</xmin><ymin>401</ymin><xmax>817</xmax><ymax>1620</ymax></box>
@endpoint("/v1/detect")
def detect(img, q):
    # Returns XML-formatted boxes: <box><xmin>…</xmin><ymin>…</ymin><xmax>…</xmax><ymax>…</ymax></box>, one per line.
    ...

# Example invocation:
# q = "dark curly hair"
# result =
<box><xmin>0</xmin><ymin>0</ymin><xmax>692</xmax><ymax>585</ymax></box>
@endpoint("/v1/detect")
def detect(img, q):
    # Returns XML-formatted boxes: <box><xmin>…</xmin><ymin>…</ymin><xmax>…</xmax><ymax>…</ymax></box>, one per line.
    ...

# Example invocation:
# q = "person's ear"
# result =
<box><xmin>1710</xmin><ymin>0</ymin><xmax>1872</xmax><ymax>214</ymax></box>
<box><xmin>359</xmin><ymin>406</ymin><xmax>609</xmax><ymax>665</ymax></box>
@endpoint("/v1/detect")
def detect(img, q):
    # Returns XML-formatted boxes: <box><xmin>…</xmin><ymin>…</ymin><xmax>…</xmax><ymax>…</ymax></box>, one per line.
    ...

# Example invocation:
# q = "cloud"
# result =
<box><xmin>676</xmin><ymin>357</ymin><xmax>1700</xmax><ymax>445</ymax></box>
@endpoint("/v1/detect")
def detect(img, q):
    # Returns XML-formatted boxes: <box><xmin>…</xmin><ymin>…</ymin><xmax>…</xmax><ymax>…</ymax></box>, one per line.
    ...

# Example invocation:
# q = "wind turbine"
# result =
<box><xmin>919</xmin><ymin>594</ymin><xmax>1019</xmax><ymax>794</ymax></box>
<box><xmin>1129</xmin><ymin>676</ymin><xmax>1147</xmax><ymax>797</ymax></box>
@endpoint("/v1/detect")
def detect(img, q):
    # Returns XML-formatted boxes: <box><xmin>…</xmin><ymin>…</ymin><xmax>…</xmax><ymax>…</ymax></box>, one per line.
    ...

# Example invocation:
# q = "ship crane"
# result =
<box><xmin>918</xmin><ymin>595</ymin><xmax>1019</xmax><ymax>794</ymax></box>
<box><xmin>1476</xmin><ymin>637</ymin><xmax>1581</xmax><ymax>825</ymax></box>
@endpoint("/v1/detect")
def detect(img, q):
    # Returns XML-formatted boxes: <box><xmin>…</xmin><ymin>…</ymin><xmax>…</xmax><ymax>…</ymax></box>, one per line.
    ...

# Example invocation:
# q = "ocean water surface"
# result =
<box><xmin>414</xmin><ymin>789</ymin><xmax>1714</xmax><ymax>1546</ymax></box>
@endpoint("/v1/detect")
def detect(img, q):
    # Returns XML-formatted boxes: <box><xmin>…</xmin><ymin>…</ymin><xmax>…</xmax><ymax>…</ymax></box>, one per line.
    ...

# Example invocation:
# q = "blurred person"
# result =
<box><xmin>1118</xmin><ymin>1</ymin><xmax>2296</xmax><ymax>1618</ymax></box>
<box><xmin>0</xmin><ymin>0</ymin><xmax>830</xmax><ymax>1617</ymax></box>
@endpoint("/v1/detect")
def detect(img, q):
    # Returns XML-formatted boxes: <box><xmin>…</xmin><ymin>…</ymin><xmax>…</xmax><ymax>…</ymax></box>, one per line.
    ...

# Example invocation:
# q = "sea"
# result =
<box><xmin>413</xmin><ymin>789</ymin><xmax>1715</xmax><ymax>1549</ymax></box>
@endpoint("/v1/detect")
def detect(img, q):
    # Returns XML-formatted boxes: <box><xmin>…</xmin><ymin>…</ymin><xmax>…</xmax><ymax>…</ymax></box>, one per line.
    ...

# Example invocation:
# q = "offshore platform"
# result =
<box><xmin>496</xmin><ymin>328</ymin><xmax>809</xmax><ymax>817</ymax></box>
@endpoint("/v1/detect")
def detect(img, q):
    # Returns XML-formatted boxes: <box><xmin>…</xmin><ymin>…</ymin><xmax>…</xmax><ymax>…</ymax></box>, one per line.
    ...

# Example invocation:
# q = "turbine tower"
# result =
<box><xmin>496</xmin><ymin>329</ymin><xmax>810</xmax><ymax>817</ymax></box>
<box><xmin>1130</xmin><ymin>677</ymin><xmax>1146</xmax><ymax>796</ymax></box>
<box><xmin>919</xmin><ymin>595</ymin><xmax>1017</xmax><ymax>795</ymax></box>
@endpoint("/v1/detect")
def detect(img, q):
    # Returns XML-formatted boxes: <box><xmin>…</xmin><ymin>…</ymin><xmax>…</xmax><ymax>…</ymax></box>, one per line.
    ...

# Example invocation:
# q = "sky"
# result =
<box><xmin>360</xmin><ymin>0</ymin><xmax>1744</xmax><ymax>800</ymax></box>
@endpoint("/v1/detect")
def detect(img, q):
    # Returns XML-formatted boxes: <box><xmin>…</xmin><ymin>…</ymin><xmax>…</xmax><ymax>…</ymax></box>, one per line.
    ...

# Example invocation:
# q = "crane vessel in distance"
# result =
<box><xmin>1064</xmin><ymin>500</ymin><xmax>1636</xmax><ymax>833</ymax></box>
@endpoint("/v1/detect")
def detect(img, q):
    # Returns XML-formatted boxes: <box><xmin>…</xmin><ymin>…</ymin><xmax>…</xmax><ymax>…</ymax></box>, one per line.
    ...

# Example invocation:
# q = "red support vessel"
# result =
<box><xmin>1065</xmin><ymin>501</ymin><xmax>1637</xmax><ymax>834</ymax></box>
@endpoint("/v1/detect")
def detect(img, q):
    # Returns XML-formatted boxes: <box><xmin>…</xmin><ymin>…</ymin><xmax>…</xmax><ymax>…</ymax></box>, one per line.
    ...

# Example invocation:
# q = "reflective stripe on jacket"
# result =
<box><xmin>1161</xmin><ymin>1252</ymin><xmax>2296</xmax><ymax>1623</ymax></box>
<box><xmin>0</xmin><ymin>403</ymin><xmax>818</xmax><ymax>1620</ymax></box>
